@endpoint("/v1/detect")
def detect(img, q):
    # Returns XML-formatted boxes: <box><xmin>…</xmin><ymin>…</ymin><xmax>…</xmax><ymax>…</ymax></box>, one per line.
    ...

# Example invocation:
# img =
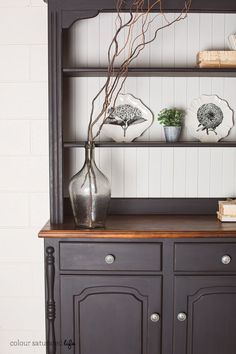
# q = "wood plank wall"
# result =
<box><xmin>63</xmin><ymin>13</ymin><xmax>236</xmax><ymax>198</ymax></box>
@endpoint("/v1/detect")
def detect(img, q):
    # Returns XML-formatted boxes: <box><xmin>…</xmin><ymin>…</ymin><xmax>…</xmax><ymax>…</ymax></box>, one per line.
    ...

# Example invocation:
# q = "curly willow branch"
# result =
<box><xmin>87</xmin><ymin>0</ymin><xmax>192</xmax><ymax>142</ymax></box>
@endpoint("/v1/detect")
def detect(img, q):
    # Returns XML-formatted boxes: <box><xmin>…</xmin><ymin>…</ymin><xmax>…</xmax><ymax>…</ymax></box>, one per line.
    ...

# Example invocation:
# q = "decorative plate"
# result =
<box><xmin>186</xmin><ymin>95</ymin><xmax>233</xmax><ymax>142</ymax></box>
<box><xmin>97</xmin><ymin>93</ymin><xmax>154</xmax><ymax>143</ymax></box>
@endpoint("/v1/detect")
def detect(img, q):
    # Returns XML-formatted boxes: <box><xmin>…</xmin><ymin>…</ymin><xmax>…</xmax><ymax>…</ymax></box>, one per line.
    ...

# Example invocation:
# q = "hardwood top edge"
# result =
<box><xmin>38</xmin><ymin>215</ymin><xmax>236</xmax><ymax>239</ymax></box>
<box><xmin>39</xmin><ymin>231</ymin><xmax>236</xmax><ymax>239</ymax></box>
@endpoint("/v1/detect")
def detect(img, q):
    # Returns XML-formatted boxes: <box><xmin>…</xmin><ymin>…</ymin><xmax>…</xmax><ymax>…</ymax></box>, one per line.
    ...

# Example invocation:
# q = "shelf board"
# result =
<box><xmin>63</xmin><ymin>141</ymin><xmax>236</xmax><ymax>148</ymax></box>
<box><xmin>63</xmin><ymin>67</ymin><xmax>236</xmax><ymax>77</ymax></box>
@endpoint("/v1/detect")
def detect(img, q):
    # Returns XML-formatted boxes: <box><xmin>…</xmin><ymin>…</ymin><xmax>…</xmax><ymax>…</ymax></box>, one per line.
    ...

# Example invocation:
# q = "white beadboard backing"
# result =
<box><xmin>63</xmin><ymin>13</ymin><xmax>236</xmax><ymax>198</ymax></box>
<box><xmin>64</xmin><ymin>147</ymin><xmax>236</xmax><ymax>198</ymax></box>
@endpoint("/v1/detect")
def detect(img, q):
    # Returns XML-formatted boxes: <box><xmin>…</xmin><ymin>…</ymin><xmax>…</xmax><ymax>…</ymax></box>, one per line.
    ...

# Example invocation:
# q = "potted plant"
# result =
<box><xmin>157</xmin><ymin>108</ymin><xmax>184</xmax><ymax>142</ymax></box>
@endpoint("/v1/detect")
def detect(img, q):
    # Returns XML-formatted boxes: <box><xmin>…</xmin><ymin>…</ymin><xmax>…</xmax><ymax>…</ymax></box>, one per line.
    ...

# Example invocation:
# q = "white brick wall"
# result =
<box><xmin>0</xmin><ymin>1</ymin><xmax>48</xmax><ymax>353</ymax></box>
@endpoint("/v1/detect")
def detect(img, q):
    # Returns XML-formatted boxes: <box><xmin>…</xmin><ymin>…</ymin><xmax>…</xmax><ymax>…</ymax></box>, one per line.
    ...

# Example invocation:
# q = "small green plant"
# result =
<box><xmin>157</xmin><ymin>108</ymin><xmax>184</xmax><ymax>127</ymax></box>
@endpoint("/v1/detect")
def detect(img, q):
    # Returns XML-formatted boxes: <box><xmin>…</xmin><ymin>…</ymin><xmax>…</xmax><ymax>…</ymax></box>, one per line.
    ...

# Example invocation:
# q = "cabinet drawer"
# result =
<box><xmin>60</xmin><ymin>242</ymin><xmax>161</xmax><ymax>271</ymax></box>
<box><xmin>175</xmin><ymin>243</ymin><xmax>236</xmax><ymax>272</ymax></box>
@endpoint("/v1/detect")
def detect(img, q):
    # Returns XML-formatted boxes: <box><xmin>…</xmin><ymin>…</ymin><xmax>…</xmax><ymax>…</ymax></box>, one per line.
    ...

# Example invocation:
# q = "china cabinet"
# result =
<box><xmin>41</xmin><ymin>1</ymin><xmax>236</xmax><ymax>354</ymax></box>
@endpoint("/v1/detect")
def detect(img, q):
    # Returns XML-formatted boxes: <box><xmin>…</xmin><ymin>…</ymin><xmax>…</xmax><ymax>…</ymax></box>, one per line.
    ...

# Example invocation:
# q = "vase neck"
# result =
<box><xmin>85</xmin><ymin>142</ymin><xmax>95</xmax><ymax>163</ymax></box>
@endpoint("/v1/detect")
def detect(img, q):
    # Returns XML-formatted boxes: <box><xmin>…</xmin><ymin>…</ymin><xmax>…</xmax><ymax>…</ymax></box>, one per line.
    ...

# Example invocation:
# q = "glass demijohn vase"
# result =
<box><xmin>69</xmin><ymin>142</ymin><xmax>111</xmax><ymax>228</ymax></box>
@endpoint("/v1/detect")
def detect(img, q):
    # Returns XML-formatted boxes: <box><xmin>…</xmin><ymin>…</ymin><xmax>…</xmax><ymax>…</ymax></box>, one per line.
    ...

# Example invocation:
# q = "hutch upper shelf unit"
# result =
<box><xmin>45</xmin><ymin>0</ymin><xmax>236</xmax><ymax>223</ymax></box>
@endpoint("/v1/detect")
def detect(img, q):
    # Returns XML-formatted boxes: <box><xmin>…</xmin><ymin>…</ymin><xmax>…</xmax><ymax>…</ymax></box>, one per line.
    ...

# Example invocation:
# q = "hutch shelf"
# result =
<box><xmin>64</xmin><ymin>141</ymin><xmax>236</xmax><ymax>148</ymax></box>
<box><xmin>41</xmin><ymin>1</ymin><xmax>236</xmax><ymax>354</ymax></box>
<box><xmin>63</xmin><ymin>67</ymin><xmax>236</xmax><ymax>77</ymax></box>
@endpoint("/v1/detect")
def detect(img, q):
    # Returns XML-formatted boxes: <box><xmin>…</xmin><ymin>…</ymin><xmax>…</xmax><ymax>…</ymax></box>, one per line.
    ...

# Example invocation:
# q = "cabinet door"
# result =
<box><xmin>174</xmin><ymin>276</ymin><xmax>236</xmax><ymax>354</ymax></box>
<box><xmin>60</xmin><ymin>275</ymin><xmax>161</xmax><ymax>354</ymax></box>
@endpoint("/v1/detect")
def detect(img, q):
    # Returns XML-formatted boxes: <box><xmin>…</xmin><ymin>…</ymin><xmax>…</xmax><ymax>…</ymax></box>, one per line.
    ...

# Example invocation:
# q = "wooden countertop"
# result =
<box><xmin>39</xmin><ymin>215</ymin><xmax>236</xmax><ymax>238</ymax></box>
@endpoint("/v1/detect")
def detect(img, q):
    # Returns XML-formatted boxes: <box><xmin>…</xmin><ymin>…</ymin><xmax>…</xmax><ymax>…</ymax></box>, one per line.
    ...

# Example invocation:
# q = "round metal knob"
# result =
<box><xmin>105</xmin><ymin>254</ymin><xmax>115</xmax><ymax>264</ymax></box>
<box><xmin>177</xmin><ymin>312</ymin><xmax>187</xmax><ymax>322</ymax></box>
<box><xmin>221</xmin><ymin>255</ymin><xmax>231</xmax><ymax>265</ymax></box>
<box><xmin>150</xmin><ymin>313</ymin><xmax>160</xmax><ymax>322</ymax></box>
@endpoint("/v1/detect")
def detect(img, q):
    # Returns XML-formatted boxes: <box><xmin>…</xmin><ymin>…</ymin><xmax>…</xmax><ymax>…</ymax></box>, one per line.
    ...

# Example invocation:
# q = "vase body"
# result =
<box><xmin>164</xmin><ymin>126</ymin><xmax>181</xmax><ymax>142</ymax></box>
<box><xmin>69</xmin><ymin>143</ymin><xmax>111</xmax><ymax>228</ymax></box>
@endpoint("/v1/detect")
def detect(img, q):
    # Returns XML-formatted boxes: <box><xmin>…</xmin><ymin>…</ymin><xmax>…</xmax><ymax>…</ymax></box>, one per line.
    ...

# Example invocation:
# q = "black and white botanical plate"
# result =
<box><xmin>97</xmin><ymin>93</ymin><xmax>154</xmax><ymax>143</ymax></box>
<box><xmin>186</xmin><ymin>95</ymin><xmax>233</xmax><ymax>142</ymax></box>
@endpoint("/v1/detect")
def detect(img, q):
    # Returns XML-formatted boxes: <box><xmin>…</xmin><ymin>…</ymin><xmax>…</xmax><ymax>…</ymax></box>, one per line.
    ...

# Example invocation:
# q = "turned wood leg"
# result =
<box><xmin>46</xmin><ymin>246</ymin><xmax>56</xmax><ymax>354</ymax></box>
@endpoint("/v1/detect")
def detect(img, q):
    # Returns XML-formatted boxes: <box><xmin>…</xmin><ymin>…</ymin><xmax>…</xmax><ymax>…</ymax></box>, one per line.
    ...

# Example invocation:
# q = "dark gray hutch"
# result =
<box><xmin>40</xmin><ymin>1</ymin><xmax>236</xmax><ymax>354</ymax></box>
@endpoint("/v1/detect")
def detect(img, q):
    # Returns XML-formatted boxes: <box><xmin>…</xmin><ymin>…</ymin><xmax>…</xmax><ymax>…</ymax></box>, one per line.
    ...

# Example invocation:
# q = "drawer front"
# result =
<box><xmin>60</xmin><ymin>242</ymin><xmax>161</xmax><ymax>271</ymax></box>
<box><xmin>175</xmin><ymin>243</ymin><xmax>236</xmax><ymax>272</ymax></box>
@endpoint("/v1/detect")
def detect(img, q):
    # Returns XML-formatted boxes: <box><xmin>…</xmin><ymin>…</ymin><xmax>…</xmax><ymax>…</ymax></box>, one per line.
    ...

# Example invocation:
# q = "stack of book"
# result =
<box><xmin>197</xmin><ymin>51</ymin><xmax>236</xmax><ymax>68</ymax></box>
<box><xmin>217</xmin><ymin>200</ymin><xmax>236</xmax><ymax>222</ymax></box>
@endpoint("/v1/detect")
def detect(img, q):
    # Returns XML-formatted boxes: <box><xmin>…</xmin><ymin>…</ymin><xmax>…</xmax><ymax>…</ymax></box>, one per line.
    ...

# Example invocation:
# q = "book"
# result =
<box><xmin>197</xmin><ymin>51</ymin><xmax>236</xmax><ymax>68</ymax></box>
<box><xmin>218</xmin><ymin>200</ymin><xmax>236</xmax><ymax>216</ymax></box>
<box><xmin>217</xmin><ymin>212</ymin><xmax>236</xmax><ymax>222</ymax></box>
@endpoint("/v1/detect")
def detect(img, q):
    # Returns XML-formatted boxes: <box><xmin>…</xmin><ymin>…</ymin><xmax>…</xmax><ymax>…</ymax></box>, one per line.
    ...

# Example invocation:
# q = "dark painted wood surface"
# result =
<box><xmin>63</xmin><ymin>67</ymin><xmax>236</xmax><ymax>77</ymax></box>
<box><xmin>39</xmin><ymin>215</ymin><xmax>236</xmax><ymax>238</ymax></box>
<box><xmin>64</xmin><ymin>197</ymin><xmax>226</xmax><ymax>216</ymax></box>
<box><xmin>44</xmin><ymin>237</ymin><xmax>236</xmax><ymax>354</ymax></box>
<box><xmin>174</xmin><ymin>276</ymin><xmax>236</xmax><ymax>354</ymax></box>
<box><xmin>48</xmin><ymin>0</ymin><xmax>64</xmax><ymax>223</ymax></box>
<box><xmin>60</xmin><ymin>242</ymin><xmax>161</xmax><ymax>271</ymax></box>
<box><xmin>46</xmin><ymin>0</ymin><xmax>236</xmax><ymax>14</ymax></box>
<box><xmin>46</xmin><ymin>247</ymin><xmax>56</xmax><ymax>354</ymax></box>
<box><xmin>60</xmin><ymin>275</ymin><xmax>162</xmax><ymax>354</ymax></box>
<box><xmin>64</xmin><ymin>141</ymin><xmax>236</xmax><ymax>148</ymax></box>
<box><xmin>175</xmin><ymin>243</ymin><xmax>236</xmax><ymax>272</ymax></box>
